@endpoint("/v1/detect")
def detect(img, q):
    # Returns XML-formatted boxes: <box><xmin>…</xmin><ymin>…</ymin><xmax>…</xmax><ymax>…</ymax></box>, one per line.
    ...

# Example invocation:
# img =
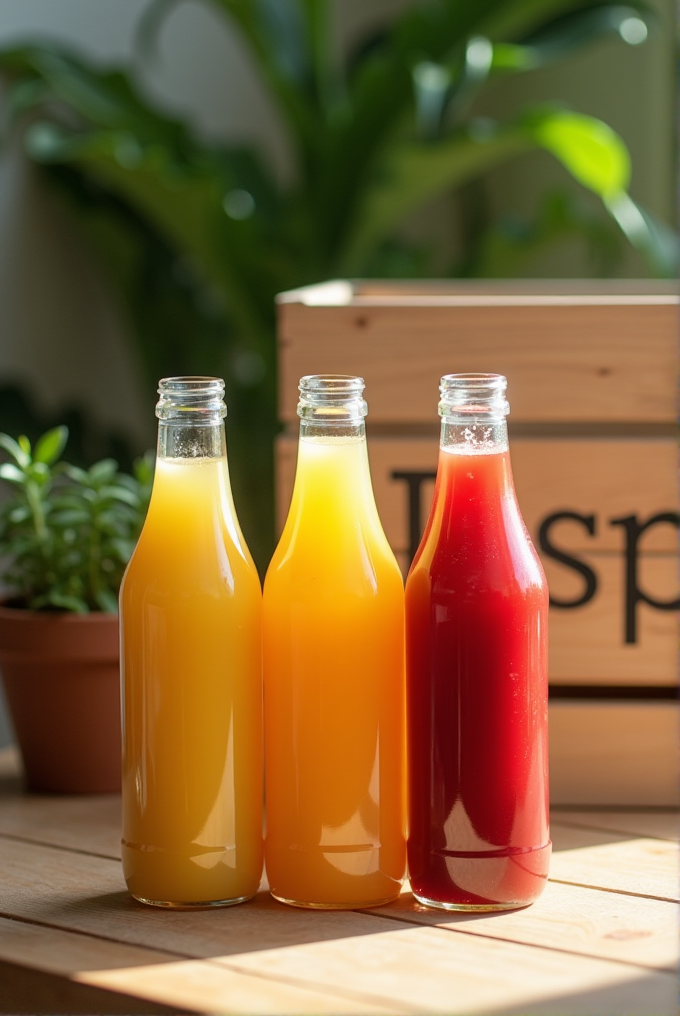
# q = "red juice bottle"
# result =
<box><xmin>406</xmin><ymin>373</ymin><xmax>550</xmax><ymax>911</ymax></box>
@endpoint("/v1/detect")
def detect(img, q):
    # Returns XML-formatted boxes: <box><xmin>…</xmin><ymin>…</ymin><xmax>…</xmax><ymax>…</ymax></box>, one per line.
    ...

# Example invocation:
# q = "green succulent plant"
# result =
<box><xmin>0</xmin><ymin>427</ymin><xmax>153</xmax><ymax>613</ymax></box>
<box><xmin>0</xmin><ymin>0</ymin><xmax>673</xmax><ymax>569</ymax></box>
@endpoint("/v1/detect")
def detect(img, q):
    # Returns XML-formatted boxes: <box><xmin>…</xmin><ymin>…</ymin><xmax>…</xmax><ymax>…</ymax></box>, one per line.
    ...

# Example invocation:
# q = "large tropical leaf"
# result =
<box><xmin>339</xmin><ymin>107</ymin><xmax>632</xmax><ymax>271</ymax></box>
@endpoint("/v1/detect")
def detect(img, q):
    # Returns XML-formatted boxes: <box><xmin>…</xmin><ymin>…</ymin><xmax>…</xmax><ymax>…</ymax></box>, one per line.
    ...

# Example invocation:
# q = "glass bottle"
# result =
<box><xmin>406</xmin><ymin>373</ymin><xmax>550</xmax><ymax>911</ymax></box>
<box><xmin>263</xmin><ymin>375</ymin><xmax>406</xmax><ymax>908</ymax></box>
<box><xmin>120</xmin><ymin>377</ymin><xmax>263</xmax><ymax>908</ymax></box>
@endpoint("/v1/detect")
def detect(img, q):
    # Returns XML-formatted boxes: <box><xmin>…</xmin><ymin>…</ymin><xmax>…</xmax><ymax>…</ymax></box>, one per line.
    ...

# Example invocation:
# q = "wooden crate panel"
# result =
<box><xmin>549</xmin><ymin>702</ymin><xmax>679</xmax><ymax>805</ymax></box>
<box><xmin>276</xmin><ymin>436</ymin><xmax>679</xmax><ymax>685</ymax></box>
<box><xmin>278</xmin><ymin>294</ymin><xmax>677</xmax><ymax>424</ymax></box>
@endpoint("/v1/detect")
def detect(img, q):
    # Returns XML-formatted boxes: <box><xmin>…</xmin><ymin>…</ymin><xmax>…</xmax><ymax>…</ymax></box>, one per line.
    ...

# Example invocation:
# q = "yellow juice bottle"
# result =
<box><xmin>120</xmin><ymin>377</ymin><xmax>263</xmax><ymax>908</ymax></box>
<box><xmin>264</xmin><ymin>375</ymin><xmax>406</xmax><ymax>908</ymax></box>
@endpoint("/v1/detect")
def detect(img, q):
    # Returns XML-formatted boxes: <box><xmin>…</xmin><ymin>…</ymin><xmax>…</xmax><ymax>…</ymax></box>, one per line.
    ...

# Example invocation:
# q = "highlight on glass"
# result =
<box><xmin>263</xmin><ymin>374</ymin><xmax>407</xmax><ymax>909</ymax></box>
<box><xmin>120</xmin><ymin>377</ymin><xmax>263</xmax><ymax>909</ymax></box>
<box><xmin>405</xmin><ymin>373</ymin><xmax>551</xmax><ymax>911</ymax></box>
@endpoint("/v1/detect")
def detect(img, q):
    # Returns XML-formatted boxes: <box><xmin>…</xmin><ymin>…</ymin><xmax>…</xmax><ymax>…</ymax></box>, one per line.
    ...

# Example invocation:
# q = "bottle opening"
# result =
<box><xmin>298</xmin><ymin>375</ymin><xmax>368</xmax><ymax>424</ymax></box>
<box><xmin>439</xmin><ymin>373</ymin><xmax>509</xmax><ymax>419</ymax></box>
<box><xmin>156</xmin><ymin>376</ymin><xmax>227</xmax><ymax>422</ymax></box>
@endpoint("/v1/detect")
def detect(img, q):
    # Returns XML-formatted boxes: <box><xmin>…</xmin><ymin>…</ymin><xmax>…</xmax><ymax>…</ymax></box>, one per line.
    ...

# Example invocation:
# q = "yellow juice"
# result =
<box><xmin>120</xmin><ymin>455</ymin><xmax>263</xmax><ymax>906</ymax></box>
<box><xmin>263</xmin><ymin>435</ymin><xmax>406</xmax><ymax>907</ymax></box>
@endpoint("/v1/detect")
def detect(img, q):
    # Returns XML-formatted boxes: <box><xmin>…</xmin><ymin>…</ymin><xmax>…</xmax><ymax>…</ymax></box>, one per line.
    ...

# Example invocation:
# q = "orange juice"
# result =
<box><xmin>263</xmin><ymin>376</ymin><xmax>406</xmax><ymax>908</ymax></box>
<box><xmin>120</xmin><ymin>378</ymin><xmax>263</xmax><ymax>908</ymax></box>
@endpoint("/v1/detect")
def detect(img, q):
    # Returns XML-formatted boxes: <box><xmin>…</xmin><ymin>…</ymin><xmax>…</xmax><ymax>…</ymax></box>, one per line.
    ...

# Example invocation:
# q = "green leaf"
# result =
<box><xmin>49</xmin><ymin>509</ymin><xmax>91</xmax><ymax>526</ymax></box>
<box><xmin>98</xmin><ymin>484</ymin><xmax>141</xmax><ymax>507</ymax></box>
<box><xmin>27</xmin><ymin>461</ymin><xmax>50</xmax><ymax>485</ymax></box>
<box><xmin>517</xmin><ymin>5</ymin><xmax>652</xmax><ymax>63</ymax></box>
<box><xmin>8</xmin><ymin>506</ymin><xmax>31</xmax><ymax>524</ymax></box>
<box><xmin>60</xmin><ymin>464</ymin><xmax>89</xmax><ymax>484</ymax></box>
<box><xmin>34</xmin><ymin>425</ymin><xmax>69</xmax><ymax>466</ymax></box>
<box><xmin>94</xmin><ymin>588</ymin><xmax>119</xmax><ymax>613</ymax></box>
<box><xmin>340</xmin><ymin>106</ymin><xmax>632</xmax><ymax>270</ymax></box>
<box><xmin>88</xmin><ymin>459</ymin><xmax>119</xmax><ymax>484</ymax></box>
<box><xmin>133</xmin><ymin>450</ymin><xmax>156</xmax><ymax>486</ymax></box>
<box><xmin>32</xmin><ymin>591</ymin><xmax>90</xmax><ymax>613</ymax></box>
<box><xmin>605</xmin><ymin>192</ymin><xmax>679</xmax><ymax>277</ymax></box>
<box><xmin>339</xmin><ymin>118</ymin><xmax>532</xmax><ymax>271</ymax></box>
<box><xmin>18</xmin><ymin>436</ymin><xmax>31</xmax><ymax>456</ymax></box>
<box><xmin>529</xmin><ymin>109</ymin><xmax>630</xmax><ymax>197</ymax></box>
<box><xmin>0</xmin><ymin>434</ymin><xmax>30</xmax><ymax>468</ymax></box>
<box><xmin>110</xmin><ymin>537</ymin><xmax>137</xmax><ymax>561</ymax></box>
<box><xmin>0</xmin><ymin>463</ymin><xmax>26</xmax><ymax>484</ymax></box>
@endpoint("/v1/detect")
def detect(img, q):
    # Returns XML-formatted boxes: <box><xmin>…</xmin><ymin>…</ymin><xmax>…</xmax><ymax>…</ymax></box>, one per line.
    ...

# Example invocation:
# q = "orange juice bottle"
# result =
<box><xmin>263</xmin><ymin>375</ymin><xmax>406</xmax><ymax>908</ymax></box>
<box><xmin>120</xmin><ymin>377</ymin><xmax>263</xmax><ymax>908</ymax></box>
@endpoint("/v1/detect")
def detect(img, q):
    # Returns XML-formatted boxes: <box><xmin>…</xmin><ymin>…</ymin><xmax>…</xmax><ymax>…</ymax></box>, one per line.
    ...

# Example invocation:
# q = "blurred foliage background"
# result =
<box><xmin>0</xmin><ymin>0</ymin><xmax>675</xmax><ymax>569</ymax></box>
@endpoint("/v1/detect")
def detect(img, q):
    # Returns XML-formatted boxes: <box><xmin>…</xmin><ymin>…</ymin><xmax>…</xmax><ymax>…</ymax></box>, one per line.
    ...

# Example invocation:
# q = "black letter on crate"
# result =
<box><xmin>538</xmin><ymin>512</ymin><xmax>598</xmax><ymax>609</ymax></box>
<box><xmin>391</xmin><ymin>471</ymin><xmax>437</xmax><ymax>564</ymax></box>
<box><xmin>609</xmin><ymin>513</ymin><xmax>680</xmax><ymax>644</ymax></box>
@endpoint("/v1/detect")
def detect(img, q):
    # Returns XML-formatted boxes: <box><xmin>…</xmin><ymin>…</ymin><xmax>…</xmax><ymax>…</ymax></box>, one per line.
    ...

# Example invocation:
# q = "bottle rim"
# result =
<box><xmin>156</xmin><ymin>376</ymin><xmax>227</xmax><ymax>421</ymax></box>
<box><xmin>439</xmin><ymin>372</ymin><xmax>509</xmax><ymax>418</ymax></box>
<box><xmin>298</xmin><ymin>374</ymin><xmax>367</xmax><ymax>421</ymax></box>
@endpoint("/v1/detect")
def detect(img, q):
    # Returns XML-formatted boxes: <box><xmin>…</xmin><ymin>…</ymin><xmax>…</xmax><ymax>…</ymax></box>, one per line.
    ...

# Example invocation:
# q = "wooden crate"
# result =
<box><xmin>276</xmin><ymin>280</ymin><xmax>679</xmax><ymax>805</ymax></box>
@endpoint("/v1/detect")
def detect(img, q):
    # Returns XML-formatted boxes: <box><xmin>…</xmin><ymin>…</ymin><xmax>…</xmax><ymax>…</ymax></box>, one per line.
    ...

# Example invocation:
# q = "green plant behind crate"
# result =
<box><xmin>0</xmin><ymin>0</ymin><xmax>673</xmax><ymax>568</ymax></box>
<box><xmin>0</xmin><ymin>427</ymin><xmax>152</xmax><ymax>613</ymax></box>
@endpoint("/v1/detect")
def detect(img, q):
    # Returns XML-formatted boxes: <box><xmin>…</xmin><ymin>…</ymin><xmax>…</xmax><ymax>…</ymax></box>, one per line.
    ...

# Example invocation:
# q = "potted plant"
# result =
<box><xmin>0</xmin><ymin>426</ymin><xmax>151</xmax><ymax>792</ymax></box>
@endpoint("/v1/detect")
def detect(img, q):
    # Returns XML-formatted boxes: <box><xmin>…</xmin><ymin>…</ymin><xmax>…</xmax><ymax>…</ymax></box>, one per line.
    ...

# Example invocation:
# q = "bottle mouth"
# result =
<box><xmin>439</xmin><ymin>373</ymin><xmax>509</xmax><ymax>418</ymax></box>
<box><xmin>297</xmin><ymin>374</ymin><xmax>368</xmax><ymax>422</ymax></box>
<box><xmin>156</xmin><ymin>376</ymin><xmax>227</xmax><ymax>421</ymax></box>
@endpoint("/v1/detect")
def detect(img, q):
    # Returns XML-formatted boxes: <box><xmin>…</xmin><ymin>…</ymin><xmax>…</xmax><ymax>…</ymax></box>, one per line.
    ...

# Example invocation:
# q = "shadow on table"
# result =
<box><xmin>487</xmin><ymin>968</ymin><xmax>676</xmax><ymax>1016</ymax></box>
<box><xmin>50</xmin><ymin>884</ymin><xmax>418</xmax><ymax>961</ymax></box>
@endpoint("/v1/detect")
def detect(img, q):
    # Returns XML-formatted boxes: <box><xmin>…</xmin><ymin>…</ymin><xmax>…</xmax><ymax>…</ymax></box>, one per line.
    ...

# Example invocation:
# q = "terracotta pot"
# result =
<box><xmin>0</xmin><ymin>605</ymin><xmax>120</xmax><ymax>793</ymax></box>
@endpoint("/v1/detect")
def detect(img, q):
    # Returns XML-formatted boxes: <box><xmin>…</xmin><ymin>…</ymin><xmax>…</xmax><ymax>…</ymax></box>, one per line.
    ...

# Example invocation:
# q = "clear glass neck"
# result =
<box><xmin>297</xmin><ymin>374</ymin><xmax>367</xmax><ymax>439</ymax></box>
<box><xmin>156</xmin><ymin>376</ymin><xmax>227</xmax><ymax>459</ymax></box>
<box><xmin>439</xmin><ymin>373</ymin><xmax>509</xmax><ymax>454</ymax></box>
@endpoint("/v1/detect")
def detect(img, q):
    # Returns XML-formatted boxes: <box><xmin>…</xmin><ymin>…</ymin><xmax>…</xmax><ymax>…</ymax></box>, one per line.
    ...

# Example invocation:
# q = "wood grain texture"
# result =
<box><xmin>278</xmin><ymin>297</ymin><xmax>678</xmax><ymax>424</ymax></box>
<box><xmin>0</xmin><ymin>918</ymin><xmax>390</xmax><ymax>1015</ymax></box>
<box><xmin>0</xmin><ymin>960</ymin><xmax>184</xmax><ymax>1015</ymax></box>
<box><xmin>0</xmin><ymin>808</ymin><xmax>677</xmax><ymax>1015</ymax></box>
<box><xmin>552</xmin><ymin>811</ymin><xmax>679</xmax><ymax>842</ymax></box>
<box><xmin>277</xmin><ymin>436</ymin><xmax>679</xmax><ymax>552</ymax></box>
<box><xmin>373</xmin><ymin>879</ymin><xmax>678</xmax><ymax>971</ymax></box>
<box><xmin>549</xmin><ymin>837</ymin><xmax>678</xmax><ymax>901</ymax></box>
<box><xmin>549</xmin><ymin>703</ymin><xmax>679</xmax><ymax>806</ymax></box>
<box><xmin>276</xmin><ymin>436</ymin><xmax>679</xmax><ymax>685</ymax></box>
<box><xmin>0</xmin><ymin>788</ymin><xmax>121</xmax><ymax>858</ymax></box>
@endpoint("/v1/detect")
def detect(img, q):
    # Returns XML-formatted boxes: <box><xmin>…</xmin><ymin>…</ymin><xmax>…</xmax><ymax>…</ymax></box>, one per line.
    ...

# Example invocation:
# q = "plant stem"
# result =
<box><xmin>89</xmin><ymin>509</ymin><xmax>101</xmax><ymax>608</ymax></box>
<box><xmin>26</xmin><ymin>481</ymin><xmax>47</xmax><ymax>543</ymax></box>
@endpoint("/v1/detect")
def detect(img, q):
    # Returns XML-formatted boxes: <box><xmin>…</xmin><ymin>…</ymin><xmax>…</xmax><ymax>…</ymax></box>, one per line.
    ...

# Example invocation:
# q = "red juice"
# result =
<box><xmin>406</xmin><ymin>432</ymin><xmax>550</xmax><ymax>910</ymax></box>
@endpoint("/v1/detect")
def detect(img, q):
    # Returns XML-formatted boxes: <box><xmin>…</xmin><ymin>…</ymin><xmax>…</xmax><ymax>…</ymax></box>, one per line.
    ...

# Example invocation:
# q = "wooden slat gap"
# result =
<box><xmin>548</xmin><ymin>878</ymin><xmax>678</xmax><ymax>905</ymax></box>
<box><xmin>548</xmin><ymin>817</ymin><xmax>679</xmax><ymax>844</ymax></box>
<box><xmin>0</xmin><ymin>829</ymin><xmax>119</xmax><ymax>862</ymax></box>
<box><xmin>0</xmin><ymin>908</ymin><xmax>196</xmax><ymax>964</ymax></box>
<box><xmin>551</xmin><ymin>805</ymin><xmax>680</xmax><ymax>814</ymax></box>
<box><xmin>0</xmin><ymin>913</ymin><xmax>402</xmax><ymax>1016</ymax></box>
<box><xmin>353</xmin><ymin>907</ymin><xmax>677</xmax><ymax>975</ymax></box>
<box><xmin>216</xmin><ymin>957</ymin><xmax>419</xmax><ymax>1015</ymax></box>
<box><xmin>0</xmin><ymin>902</ymin><xmax>412</xmax><ymax>1014</ymax></box>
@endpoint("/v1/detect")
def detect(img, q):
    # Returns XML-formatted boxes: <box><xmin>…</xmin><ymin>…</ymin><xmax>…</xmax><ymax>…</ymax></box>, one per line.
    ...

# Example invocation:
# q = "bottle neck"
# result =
<box><xmin>158</xmin><ymin>422</ymin><xmax>226</xmax><ymax>460</ymax></box>
<box><xmin>440</xmin><ymin>416</ymin><xmax>508</xmax><ymax>454</ymax></box>
<box><xmin>299</xmin><ymin>420</ymin><xmax>366</xmax><ymax>441</ymax></box>
<box><xmin>438</xmin><ymin>373</ymin><xmax>510</xmax><ymax>456</ymax></box>
<box><xmin>155</xmin><ymin>376</ymin><xmax>228</xmax><ymax>460</ymax></box>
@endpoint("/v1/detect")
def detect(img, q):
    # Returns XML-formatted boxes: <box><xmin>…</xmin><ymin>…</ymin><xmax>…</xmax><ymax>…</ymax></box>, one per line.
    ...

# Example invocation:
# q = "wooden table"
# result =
<box><xmin>0</xmin><ymin>748</ymin><xmax>676</xmax><ymax>1016</ymax></box>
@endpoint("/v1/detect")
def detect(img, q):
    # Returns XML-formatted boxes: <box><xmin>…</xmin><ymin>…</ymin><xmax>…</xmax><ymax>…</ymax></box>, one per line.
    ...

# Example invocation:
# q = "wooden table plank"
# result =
<box><xmin>0</xmin><ymin>918</ymin><xmax>390</xmax><ymax>1015</ymax></box>
<box><xmin>0</xmin><ymin>837</ymin><xmax>675</xmax><ymax>1016</ymax></box>
<box><xmin>217</xmin><ymin>920</ymin><xmax>676</xmax><ymax>1016</ymax></box>
<box><xmin>550</xmin><ymin>822</ymin><xmax>631</xmax><ymax>851</ymax></box>
<box><xmin>373</xmin><ymin>881</ymin><xmax>677</xmax><ymax>970</ymax></box>
<box><xmin>552</xmin><ymin>810</ymin><xmax>680</xmax><ymax>842</ymax></box>
<box><xmin>1</xmin><ymin>749</ymin><xmax>677</xmax><ymax>1015</ymax></box>
<box><xmin>550</xmin><ymin>838</ymin><xmax>678</xmax><ymax>901</ymax></box>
